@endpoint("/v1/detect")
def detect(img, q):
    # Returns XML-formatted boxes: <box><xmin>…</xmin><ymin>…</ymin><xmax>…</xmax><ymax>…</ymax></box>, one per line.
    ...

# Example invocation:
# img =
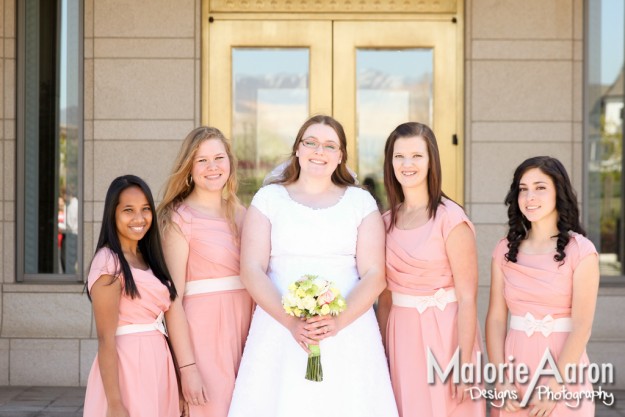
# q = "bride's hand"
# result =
<box><xmin>305</xmin><ymin>315</ymin><xmax>339</xmax><ymax>340</ymax></box>
<box><xmin>288</xmin><ymin>316</ymin><xmax>318</xmax><ymax>353</ymax></box>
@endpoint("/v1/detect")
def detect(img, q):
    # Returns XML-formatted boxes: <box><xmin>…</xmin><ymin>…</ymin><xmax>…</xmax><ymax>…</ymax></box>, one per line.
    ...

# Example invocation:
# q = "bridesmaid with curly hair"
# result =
<box><xmin>486</xmin><ymin>156</ymin><xmax>599</xmax><ymax>416</ymax></box>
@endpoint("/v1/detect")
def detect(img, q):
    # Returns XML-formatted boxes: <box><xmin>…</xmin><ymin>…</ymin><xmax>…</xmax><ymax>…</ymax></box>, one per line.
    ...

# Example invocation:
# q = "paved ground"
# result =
<box><xmin>0</xmin><ymin>386</ymin><xmax>624</xmax><ymax>416</ymax></box>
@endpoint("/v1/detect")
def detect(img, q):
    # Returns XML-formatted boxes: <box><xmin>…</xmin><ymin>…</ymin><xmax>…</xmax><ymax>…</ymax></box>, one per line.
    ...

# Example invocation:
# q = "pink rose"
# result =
<box><xmin>317</xmin><ymin>290</ymin><xmax>336</xmax><ymax>305</ymax></box>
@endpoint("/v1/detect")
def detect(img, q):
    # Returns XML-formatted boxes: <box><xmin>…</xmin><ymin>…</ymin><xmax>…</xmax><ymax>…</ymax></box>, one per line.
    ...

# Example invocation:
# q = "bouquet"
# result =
<box><xmin>282</xmin><ymin>274</ymin><xmax>347</xmax><ymax>381</ymax></box>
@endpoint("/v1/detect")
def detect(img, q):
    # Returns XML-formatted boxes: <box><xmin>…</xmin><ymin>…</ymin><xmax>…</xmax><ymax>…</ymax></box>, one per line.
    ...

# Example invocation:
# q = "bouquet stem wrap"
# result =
<box><xmin>306</xmin><ymin>344</ymin><xmax>323</xmax><ymax>381</ymax></box>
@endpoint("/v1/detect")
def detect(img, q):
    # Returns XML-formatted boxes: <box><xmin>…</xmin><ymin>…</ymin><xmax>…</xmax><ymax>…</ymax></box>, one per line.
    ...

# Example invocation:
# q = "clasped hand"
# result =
<box><xmin>289</xmin><ymin>315</ymin><xmax>339</xmax><ymax>353</ymax></box>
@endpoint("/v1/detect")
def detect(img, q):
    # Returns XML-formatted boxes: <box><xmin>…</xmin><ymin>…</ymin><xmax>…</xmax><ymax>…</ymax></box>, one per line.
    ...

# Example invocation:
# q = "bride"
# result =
<box><xmin>228</xmin><ymin>115</ymin><xmax>398</xmax><ymax>417</ymax></box>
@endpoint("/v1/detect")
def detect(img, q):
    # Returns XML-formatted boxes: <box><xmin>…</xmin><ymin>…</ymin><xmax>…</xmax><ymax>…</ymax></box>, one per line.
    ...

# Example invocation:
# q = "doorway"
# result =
<box><xmin>205</xmin><ymin>16</ymin><xmax>462</xmax><ymax>205</ymax></box>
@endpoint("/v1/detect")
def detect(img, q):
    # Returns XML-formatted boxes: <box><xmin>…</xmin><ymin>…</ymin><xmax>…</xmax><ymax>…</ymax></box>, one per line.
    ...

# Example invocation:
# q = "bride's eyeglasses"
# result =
<box><xmin>300</xmin><ymin>138</ymin><xmax>340</xmax><ymax>153</ymax></box>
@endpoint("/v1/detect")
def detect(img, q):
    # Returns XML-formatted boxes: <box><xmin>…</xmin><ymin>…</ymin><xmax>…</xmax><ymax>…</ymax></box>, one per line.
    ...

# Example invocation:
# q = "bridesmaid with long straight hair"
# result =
<box><xmin>377</xmin><ymin>122</ymin><xmax>485</xmax><ymax>417</ymax></box>
<box><xmin>486</xmin><ymin>156</ymin><xmax>599</xmax><ymax>416</ymax></box>
<box><xmin>84</xmin><ymin>175</ymin><xmax>179</xmax><ymax>417</ymax></box>
<box><xmin>158</xmin><ymin>126</ymin><xmax>253</xmax><ymax>417</ymax></box>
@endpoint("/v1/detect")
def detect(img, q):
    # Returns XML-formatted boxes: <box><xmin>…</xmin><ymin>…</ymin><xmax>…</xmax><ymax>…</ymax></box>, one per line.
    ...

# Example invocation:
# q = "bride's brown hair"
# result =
<box><xmin>269</xmin><ymin>115</ymin><xmax>356</xmax><ymax>187</ymax></box>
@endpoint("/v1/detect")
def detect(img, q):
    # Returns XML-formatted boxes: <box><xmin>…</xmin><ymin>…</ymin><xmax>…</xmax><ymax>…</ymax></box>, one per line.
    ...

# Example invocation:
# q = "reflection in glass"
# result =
<box><xmin>23</xmin><ymin>0</ymin><xmax>81</xmax><ymax>275</ymax></box>
<box><xmin>587</xmin><ymin>0</ymin><xmax>624</xmax><ymax>276</ymax></box>
<box><xmin>356</xmin><ymin>49</ymin><xmax>433</xmax><ymax>209</ymax></box>
<box><xmin>232</xmin><ymin>49</ymin><xmax>309</xmax><ymax>204</ymax></box>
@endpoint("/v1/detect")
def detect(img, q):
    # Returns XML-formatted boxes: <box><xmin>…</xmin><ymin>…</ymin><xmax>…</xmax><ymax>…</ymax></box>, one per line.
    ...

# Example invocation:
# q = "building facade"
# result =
<box><xmin>0</xmin><ymin>0</ymin><xmax>623</xmax><ymax>388</ymax></box>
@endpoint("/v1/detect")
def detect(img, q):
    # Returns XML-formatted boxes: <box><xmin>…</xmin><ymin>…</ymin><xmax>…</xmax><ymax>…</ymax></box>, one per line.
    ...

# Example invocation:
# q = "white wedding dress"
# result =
<box><xmin>228</xmin><ymin>184</ymin><xmax>398</xmax><ymax>417</ymax></box>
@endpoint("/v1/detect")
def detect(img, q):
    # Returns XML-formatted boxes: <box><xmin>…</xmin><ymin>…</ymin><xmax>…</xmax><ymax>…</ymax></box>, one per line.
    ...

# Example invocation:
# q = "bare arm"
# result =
<box><xmin>240</xmin><ymin>206</ymin><xmax>317</xmax><ymax>351</ymax></box>
<box><xmin>446</xmin><ymin>223</ymin><xmax>479</xmax><ymax>365</ymax></box>
<box><xmin>91</xmin><ymin>276</ymin><xmax>130</xmax><ymax>417</ymax></box>
<box><xmin>162</xmin><ymin>224</ymin><xmax>208</xmax><ymax>405</ymax></box>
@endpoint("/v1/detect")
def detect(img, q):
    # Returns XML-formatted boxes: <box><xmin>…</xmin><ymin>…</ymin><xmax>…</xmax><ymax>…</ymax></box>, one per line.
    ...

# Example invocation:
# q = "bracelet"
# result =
<box><xmin>179</xmin><ymin>362</ymin><xmax>196</xmax><ymax>370</ymax></box>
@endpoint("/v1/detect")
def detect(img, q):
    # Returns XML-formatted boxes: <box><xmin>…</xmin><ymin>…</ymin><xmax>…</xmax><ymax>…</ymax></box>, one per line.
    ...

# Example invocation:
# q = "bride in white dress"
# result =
<box><xmin>228</xmin><ymin>115</ymin><xmax>398</xmax><ymax>417</ymax></box>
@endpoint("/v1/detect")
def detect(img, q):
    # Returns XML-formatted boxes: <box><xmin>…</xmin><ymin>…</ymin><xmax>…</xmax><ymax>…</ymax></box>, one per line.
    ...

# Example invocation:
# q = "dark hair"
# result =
<box><xmin>504</xmin><ymin>156</ymin><xmax>585</xmax><ymax>264</ymax></box>
<box><xmin>383</xmin><ymin>122</ymin><xmax>452</xmax><ymax>232</ymax></box>
<box><xmin>269</xmin><ymin>114</ymin><xmax>356</xmax><ymax>186</ymax></box>
<box><xmin>88</xmin><ymin>175</ymin><xmax>177</xmax><ymax>300</ymax></box>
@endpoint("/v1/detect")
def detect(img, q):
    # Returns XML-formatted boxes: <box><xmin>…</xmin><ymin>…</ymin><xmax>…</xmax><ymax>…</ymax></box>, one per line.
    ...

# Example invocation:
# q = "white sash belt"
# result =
<box><xmin>510</xmin><ymin>313</ymin><xmax>572</xmax><ymax>337</ymax></box>
<box><xmin>116</xmin><ymin>311</ymin><xmax>167</xmax><ymax>337</ymax></box>
<box><xmin>392</xmin><ymin>288</ymin><xmax>457</xmax><ymax>313</ymax></box>
<box><xmin>184</xmin><ymin>275</ymin><xmax>245</xmax><ymax>296</ymax></box>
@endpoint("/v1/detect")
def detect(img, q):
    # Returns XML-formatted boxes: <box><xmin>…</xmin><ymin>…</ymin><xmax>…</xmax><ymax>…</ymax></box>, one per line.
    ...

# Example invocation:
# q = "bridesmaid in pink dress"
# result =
<box><xmin>84</xmin><ymin>175</ymin><xmax>179</xmax><ymax>417</ymax></box>
<box><xmin>486</xmin><ymin>156</ymin><xmax>599</xmax><ymax>416</ymax></box>
<box><xmin>377</xmin><ymin>122</ymin><xmax>485</xmax><ymax>417</ymax></box>
<box><xmin>158</xmin><ymin>127</ymin><xmax>254</xmax><ymax>417</ymax></box>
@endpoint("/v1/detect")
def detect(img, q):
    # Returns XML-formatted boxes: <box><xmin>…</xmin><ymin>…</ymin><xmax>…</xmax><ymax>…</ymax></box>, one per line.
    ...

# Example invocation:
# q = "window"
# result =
<box><xmin>585</xmin><ymin>0</ymin><xmax>624</xmax><ymax>278</ymax></box>
<box><xmin>17</xmin><ymin>0</ymin><xmax>83</xmax><ymax>281</ymax></box>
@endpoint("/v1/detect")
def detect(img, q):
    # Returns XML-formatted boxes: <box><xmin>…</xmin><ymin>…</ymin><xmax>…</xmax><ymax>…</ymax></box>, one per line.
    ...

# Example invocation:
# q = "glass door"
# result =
<box><xmin>206</xmin><ymin>19</ymin><xmax>461</xmax><ymax>204</ymax></box>
<box><xmin>207</xmin><ymin>20</ymin><xmax>332</xmax><ymax>203</ymax></box>
<box><xmin>333</xmin><ymin>20</ymin><xmax>461</xmax><ymax>204</ymax></box>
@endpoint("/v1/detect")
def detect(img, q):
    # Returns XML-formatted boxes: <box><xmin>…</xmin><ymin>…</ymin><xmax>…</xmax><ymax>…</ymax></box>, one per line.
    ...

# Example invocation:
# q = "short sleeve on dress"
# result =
<box><xmin>440</xmin><ymin>200</ymin><xmax>475</xmax><ymax>241</ymax></box>
<box><xmin>171</xmin><ymin>206</ymin><xmax>192</xmax><ymax>242</ymax></box>
<box><xmin>88</xmin><ymin>247</ymin><xmax>120</xmax><ymax>291</ymax></box>
<box><xmin>569</xmin><ymin>233</ymin><xmax>598</xmax><ymax>269</ymax></box>
<box><xmin>491</xmin><ymin>238</ymin><xmax>509</xmax><ymax>267</ymax></box>
<box><xmin>355</xmin><ymin>187</ymin><xmax>380</xmax><ymax>219</ymax></box>
<box><xmin>250</xmin><ymin>184</ymin><xmax>276</xmax><ymax>220</ymax></box>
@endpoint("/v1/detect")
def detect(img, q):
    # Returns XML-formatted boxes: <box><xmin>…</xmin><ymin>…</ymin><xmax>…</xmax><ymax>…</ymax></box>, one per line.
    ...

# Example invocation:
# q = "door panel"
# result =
<box><xmin>206</xmin><ymin>19</ymin><xmax>461</xmax><ymax>204</ymax></box>
<box><xmin>333</xmin><ymin>21</ymin><xmax>460</xmax><ymax>202</ymax></box>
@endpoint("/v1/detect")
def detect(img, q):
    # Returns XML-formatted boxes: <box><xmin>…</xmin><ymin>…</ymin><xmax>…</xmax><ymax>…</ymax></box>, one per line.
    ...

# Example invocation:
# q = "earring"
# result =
<box><xmin>185</xmin><ymin>175</ymin><xmax>193</xmax><ymax>188</ymax></box>
<box><xmin>295</xmin><ymin>151</ymin><xmax>299</xmax><ymax>157</ymax></box>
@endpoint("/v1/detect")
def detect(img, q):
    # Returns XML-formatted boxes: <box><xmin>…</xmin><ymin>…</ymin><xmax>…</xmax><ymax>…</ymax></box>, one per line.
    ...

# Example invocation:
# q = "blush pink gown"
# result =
<box><xmin>384</xmin><ymin>200</ymin><xmax>485</xmax><ymax>417</ymax></box>
<box><xmin>173</xmin><ymin>204</ymin><xmax>254</xmax><ymax>417</ymax></box>
<box><xmin>492</xmin><ymin>234</ymin><xmax>596</xmax><ymax>416</ymax></box>
<box><xmin>83</xmin><ymin>247</ymin><xmax>179</xmax><ymax>417</ymax></box>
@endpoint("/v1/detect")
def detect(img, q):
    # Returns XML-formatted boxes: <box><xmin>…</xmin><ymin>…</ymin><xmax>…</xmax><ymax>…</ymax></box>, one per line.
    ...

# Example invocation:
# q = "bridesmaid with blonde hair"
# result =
<box><xmin>158</xmin><ymin>126</ymin><xmax>253</xmax><ymax>417</ymax></box>
<box><xmin>377</xmin><ymin>122</ymin><xmax>485</xmax><ymax>417</ymax></box>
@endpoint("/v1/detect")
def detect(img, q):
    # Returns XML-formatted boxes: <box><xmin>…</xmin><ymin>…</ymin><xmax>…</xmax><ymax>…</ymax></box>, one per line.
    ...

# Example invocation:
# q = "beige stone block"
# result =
<box><xmin>84</xmin><ymin>59</ymin><xmax>93</xmax><ymax>121</ymax></box>
<box><xmin>3</xmin><ymin>140</ymin><xmax>13</xmax><ymax>201</ymax></box>
<box><xmin>0</xmin><ymin>339</ymin><xmax>8</xmax><ymax>385</ymax></box>
<box><xmin>4</xmin><ymin>38</ymin><xmax>14</xmax><ymax>59</ymax></box>
<box><xmin>472</xmin><ymin>122</ymin><xmax>573</xmax><ymax>143</ymax></box>
<box><xmin>84</xmin><ymin>0</ymin><xmax>94</xmax><ymax>38</ymax></box>
<box><xmin>472</xmin><ymin>61</ymin><xmax>572</xmax><ymax>122</ymax></box>
<box><xmin>93</xmin><ymin>140</ymin><xmax>180</xmax><ymax>202</ymax></box>
<box><xmin>472</xmin><ymin>40</ymin><xmax>571</xmax><ymax>60</ymax></box>
<box><xmin>4</xmin><ymin>0</ymin><xmax>14</xmax><ymax>38</ymax></box>
<box><xmin>586</xmin><ymin>341</ymin><xmax>625</xmax><ymax>389</ymax></box>
<box><xmin>84</xmin><ymin>140</ymin><xmax>94</xmax><ymax>201</ymax></box>
<box><xmin>80</xmin><ymin>339</ymin><xmax>98</xmax><ymax>386</ymax></box>
<box><xmin>573</xmin><ymin>40</ymin><xmax>582</xmax><ymax>61</ymax></box>
<box><xmin>94</xmin><ymin>59</ymin><xmax>194</xmax><ymax>120</ymax></box>
<box><xmin>84</xmin><ymin>120</ymin><xmax>94</xmax><ymax>141</ymax></box>
<box><xmin>4</xmin><ymin>119</ymin><xmax>15</xmax><ymax>139</ymax></box>
<box><xmin>0</xmin><ymin>0</ymin><xmax>3</xmax><ymax>37</ymax></box>
<box><xmin>95</xmin><ymin>38</ymin><xmax>194</xmax><ymax>58</ymax></box>
<box><xmin>83</xmin><ymin>202</ymin><xmax>93</xmax><ymax>223</ymax></box>
<box><xmin>4</xmin><ymin>59</ymin><xmax>14</xmax><ymax>119</ymax></box>
<box><xmin>83</xmin><ymin>222</ymin><xmax>94</xmax><ymax>271</ymax></box>
<box><xmin>572</xmin><ymin>142</ymin><xmax>582</xmax><ymax>200</ymax></box>
<box><xmin>4</xmin><ymin>201</ymin><xmax>13</xmax><ymax>221</ymax></box>
<box><xmin>588</xmin><ymin>295</ymin><xmax>625</xmax><ymax>341</ymax></box>
<box><xmin>0</xmin><ymin>222</ymin><xmax>3</xmax><ymax>283</ymax></box>
<box><xmin>84</xmin><ymin>38</ymin><xmax>93</xmax><ymax>59</ymax></box>
<box><xmin>470</xmin><ymin>142</ymin><xmax>572</xmax><ymax>203</ymax></box>
<box><xmin>475</xmin><ymin>224</ymin><xmax>507</xmax><ymax>287</ymax></box>
<box><xmin>3</xmin><ymin>221</ymin><xmax>13</xmax><ymax>283</ymax></box>
<box><xmin>573</xmin><ymin>122</ymin><xmax>582</xmax><ymax>143</ymax></box>
<box><xmin>10</xmin><ymin>339</ymin><xmax>79</xmax><ymax>386</ymax></box>
<box><xmin>94</xmin><ymin>0</ymin><xmax>194</xmax><ymax>38</ymax></box>
<box><xmin>472</xmin><ymin>0</ymin><xmax>572</xmax><ymax>39</ymax></box>
<box><xmin>468</xmin><ymin>203</ymin><xmax>507</xmax><ymax>225</ymax></box>
<box><xmin>0</xmin><ymin>62</ymin><xmax>3</xmax><ymax>117</ymax></box>
<box><xmin>573</xmin><ymin>0</ymin><xmax>583</xmax><ymax>40</ymax></box>
<box><xmin>573</xmin><ymin>62</ymin><xmax>582</xmax><ymax>122</ymax></box>
<box><xmin>94</xmin><ymin>120</ymin><xmax>194</xmax><ymax>141</ymax></box>
<box><xmin>2</xmin><ymin>293</ymin><xmax>91</xmax><ymax>338</ymax></box>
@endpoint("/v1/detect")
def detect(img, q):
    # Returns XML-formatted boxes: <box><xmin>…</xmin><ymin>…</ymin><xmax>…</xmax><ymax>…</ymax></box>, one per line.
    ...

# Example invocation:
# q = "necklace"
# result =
<box><xmin>398</xmin><ymin>203</ymin><xmax>428</xmax><ymax>229</ymax></box>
